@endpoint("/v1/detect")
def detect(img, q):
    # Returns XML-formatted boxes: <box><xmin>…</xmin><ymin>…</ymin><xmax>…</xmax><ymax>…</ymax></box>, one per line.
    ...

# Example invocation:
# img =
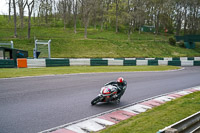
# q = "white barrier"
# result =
<box><xmin>164</xmin><ymin>57</ymin><xmax>173</xmax><ymax>61</ymax></box>
<box><xmin>69</xmin><ymin>59</ymin><xmax>90</xmax><ymax>66</ymax></box>
<box><xmin>181</xmin><ymin>60</ymin><xmax>194</xmax><ymax>66</ymax></box>
<box><xmin>136</xmin><ymin>60</ymin><xmax>148</xmax><ymax>66</ymax></box>
<box><xmin>180</xmin><ymin>57</ymin><xmax>188</xmax><ymax>61</ymax></box>
<box><xmin>108</xmin><ymin>60</ymin><xmax>123</xmax><ymax>66</ymax></box>
<box><xmin>158</xmin><ymin>60</ymin><xmax>168</xmax><ymax>66</ymax></box>
<box><xmin>27</xmin><ymin>59</ymin><xmax>46</xmax><ymax>68</ymax></box>
<box><xmin>194</xmin><ymin>57</ymin><xmax>200</xmax><ymax>61</ymax></box>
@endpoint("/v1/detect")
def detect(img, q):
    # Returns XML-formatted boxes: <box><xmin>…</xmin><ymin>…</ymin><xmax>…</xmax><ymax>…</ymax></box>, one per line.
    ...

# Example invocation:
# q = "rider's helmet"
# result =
<box><xmin>117</xmin><ymin>77</ymin><xmax>124</xmax><ymax>87</ymax></box>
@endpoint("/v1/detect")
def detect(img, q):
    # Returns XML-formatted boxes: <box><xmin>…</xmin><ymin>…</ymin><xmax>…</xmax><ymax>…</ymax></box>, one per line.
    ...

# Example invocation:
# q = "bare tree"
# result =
<box><xmin>73</xmin><ymin>0</ymin><xmax>78</xmax><ymax>33</ymax></box>
<box><xmin>67</xmin><ymin>0</ymin><xmax>72</xmax><ymax>26</ymax></box>
<box><xmin>92</xmin><ymin>0</ymin><xmax>97</xmax><ymax>29</ymax></box>
<box><xmin>39</xmin><ymin>0</ymin><xmax>52</xmax><ymax>24</ymax></box>
<box><xmin>27</xmin><ymin>0</ymin><xmax>35</xmax><ymax>39</ymax></box>
<box><xmin>100</xmin><ymin>0</ymin><xmax>105</xmax><ymax>31</ymax></box>
<box><xmin>62</xmin><ymin>0</ymin><xmax>67</xmax><ymax>29</ymax></box>
<box><xmin>115</xmin><ymin>0</ymin><xmax>119</xmax><ymax>33</ymax></box>
<box><xmin>53</xmin><ymin>0</ymin><xmax>57</xmax><ymax>26</ymax></box>
<box><xmin>127</xmin><ymin>0</ymin><xmax>131</xmax><ymax>39</ymax></box>
<box><xmin>13</xmin><ymin>0</ymin><xmax>17</xmax><ymax>38</ymax></box>
<box><xmin>45</xmin><ymin>0</ymin><xmax>49</xmax><ymax>24</ymax></box>
<box><xmin>18</xmin><ymin>0</ymin><xmax>26</xmax><ymax>29</ymax></box>
<box><xmin>82</xmin><ymin>0</ymin><xmax>94</xmax><ymax>38</ymax></box>
<box><xmin>8</xmin><ymin>0</ymin><xmax>12</xmax><ymax>22</ymax></box>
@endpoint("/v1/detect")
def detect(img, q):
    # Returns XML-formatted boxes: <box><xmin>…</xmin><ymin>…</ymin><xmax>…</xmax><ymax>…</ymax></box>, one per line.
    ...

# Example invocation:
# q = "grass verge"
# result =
<box><xmin>0</xmin><ymin>66</ymin><xmax>180</xmax><ymax>78</ymax></box>
<box><xmin>0</xmin><ymin>25</ymin><xmax>200</xmax><ymax>58</ymax></box>
<box><xmin>99</xmin><ymin>91</ymin><xmax>200</xmax><ymax>133</ymax></box>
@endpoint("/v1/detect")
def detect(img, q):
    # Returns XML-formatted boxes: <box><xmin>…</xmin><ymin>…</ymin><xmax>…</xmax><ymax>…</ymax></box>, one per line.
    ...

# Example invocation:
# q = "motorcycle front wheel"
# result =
<box><xmin>91</xmin><ymin>96</ymin><xmax>102</xmax><ymax>105</ymax></box>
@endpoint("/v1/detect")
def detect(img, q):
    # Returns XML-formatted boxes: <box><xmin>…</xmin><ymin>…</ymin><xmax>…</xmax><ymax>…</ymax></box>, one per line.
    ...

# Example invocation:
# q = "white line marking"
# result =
<box><xmin>0</xmin><ymin>67</ymin><xmax>185</xmax><ymax>80</ymax></box>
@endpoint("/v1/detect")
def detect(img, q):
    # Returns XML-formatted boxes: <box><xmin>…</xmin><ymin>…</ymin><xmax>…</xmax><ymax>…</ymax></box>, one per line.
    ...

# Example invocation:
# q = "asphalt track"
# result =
<box><xmin>0</xmin><ymin>67</ymin><xmax>200</xmax><ymax>133</ymax></box>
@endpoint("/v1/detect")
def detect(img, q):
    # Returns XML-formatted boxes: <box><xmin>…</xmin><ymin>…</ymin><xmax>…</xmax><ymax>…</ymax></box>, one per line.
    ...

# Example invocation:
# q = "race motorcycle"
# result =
<box><xmin>91</xmin><ymin>85</ymin><xmax>120</xmax><ymax>105</ymax></box>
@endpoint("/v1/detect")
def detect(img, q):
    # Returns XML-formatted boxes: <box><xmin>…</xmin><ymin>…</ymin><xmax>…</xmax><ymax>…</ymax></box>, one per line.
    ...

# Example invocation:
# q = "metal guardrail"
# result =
<box><xmin>0</xmin><ymin>41</ymin><xmax>14</xmax><ymax>48</ymax></box>
<box><xmin>157</xmin><ymin>111</ymin><xmax>200</xmax><ymax>133</ymax></box>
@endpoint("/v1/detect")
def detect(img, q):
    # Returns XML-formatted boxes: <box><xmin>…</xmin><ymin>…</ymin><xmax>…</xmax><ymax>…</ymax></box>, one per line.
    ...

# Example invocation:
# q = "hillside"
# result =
<box><xmin>0</xmin><ymin>18</ymin><xmax>200</xmax><ymax>58</ymax></box>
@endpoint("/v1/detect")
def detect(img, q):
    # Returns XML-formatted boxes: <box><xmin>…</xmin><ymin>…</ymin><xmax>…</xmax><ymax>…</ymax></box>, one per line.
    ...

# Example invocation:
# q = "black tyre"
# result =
<box><xmin>116</xmin><ymin>98</ymin><xmax>120</xmax><ymax>104</ymax></box>
<box><xmin>91</xmin><ymin>96</ymin><xmax>101</xmax><ymax>105</ymax></box>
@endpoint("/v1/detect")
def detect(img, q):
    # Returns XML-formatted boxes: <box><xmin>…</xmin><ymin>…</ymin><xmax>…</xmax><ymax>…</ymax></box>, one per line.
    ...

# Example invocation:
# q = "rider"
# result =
<box><xmin>105</xmin><ymin>77</ymin><xmax>127</xmax><ymax>100</ymax></box>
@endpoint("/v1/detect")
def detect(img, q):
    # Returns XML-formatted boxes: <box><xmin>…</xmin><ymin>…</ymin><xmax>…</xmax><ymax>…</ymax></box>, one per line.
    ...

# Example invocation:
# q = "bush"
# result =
<box><xmin>177</xmin><ymin>41</ymin><xmax>185</xmax><ymax>48</ymax></box>
<box><xmin>169</xmin><ymin>37</ymin><xmax>176</xmax><ymax>45</ymax></box>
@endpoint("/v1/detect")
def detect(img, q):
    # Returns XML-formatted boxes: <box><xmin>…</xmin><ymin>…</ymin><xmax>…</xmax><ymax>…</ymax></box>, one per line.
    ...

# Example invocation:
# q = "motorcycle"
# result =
<box><xmin>91</xmin><ymin>85</ymin><xmax>120</xmax><ymax>105</ymax></box>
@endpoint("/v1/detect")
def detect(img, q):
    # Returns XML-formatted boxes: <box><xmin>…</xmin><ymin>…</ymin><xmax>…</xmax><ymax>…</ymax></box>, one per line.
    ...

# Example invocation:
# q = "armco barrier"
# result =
<box><xmin>3</xmin><ymin>57</ymin><xmax>200</xmax><ymax>68</ymax></box>
<box><xmin>70</xmin><ymin>59</ymin><xmax>90</xmax><ymax>66</ymax></box>
<box><xmin>90</xmin><ymin>59</ymin><xmax>108</xmax><ymax>66</ymax></box>
<box><xmin>27</xmin><ymin>59</ymin><xmax>46</xmax><ymax>68</ymax></box>
<box><xmin>158</xmin><ymin>111</ymin><xmax>200</xmax><ymax>133</ymax></box>
<box><xmin>148</xmin><ymin>60</ymin><xmax>158</xmax><ymax>66</ymax></box>
<box><xmin>172</xmin><ymin>57</ymin><xmax>180</xmax><ymax>61</ymax></box>
<box><xmin>136</xmin><ymin>60</ymin><xmax>148</xmax><ymax>66</ymax></box>
<box><xmin>168</xmin><ymin>61</ymin><xmax>181</xmax><ymax>66</ymax></box>
<box><xmin>194</xmin><ymin>61</ymin><xmax>200</xmax><ymax>66</ymax></box>
<box><xmin>123</xmin><ymin>60</ymin><xmax>136</xmax><ymax>66</ymax></box>
<box><xmin>188</xmin><ymin>57</ymin><xmax>194</xmax><ymax>60</ymax></box>
<box><xmin>108</xmin><ymin>60</ymin><xmax>123</xmax><ymax>66</ymax></box>
<box><xmin>145</xmin><ymin>58</ymin><xmax>156</xmax><ymax>60</ymax></box>
<box><xmin>158</xmin><ymin>60</ymin><xmax>168</xmax><ymax>66</ymax></box>
<box><xmin>194</xmin><ymin>57</ymin><xmax>200</xmax><ymax>61</ymax></box>
<box><xmin>46</xmin><ymin>59</ymin><xmax>69</xmax><ymax>67</ymax></box>
<box><xmin>155</xmin><ymin>58</ymin><xmax>164</xmax><ymax>60</ymax></box>
<box><xmin>164</xmin><ymin>57</ymin><xmax>173</xmax><ymax>61</ymax></box>
<box><xmin>136</xmin><ymin>58</ymin><xmax>146</xmax><ymax>60</ymax></box>
<box><xmin>17</xmin><ymin>58</ymin><xmax>27</xmax><ymax>68</ymax></box>
<box><xmin>0</xmin><ymin>60</ymin><xmax>16</xmax><ymax>68</ymax></box>
<box><xmin>181</xmin><ymin>60</ymin><xmax>194</xmax><ymax>66</ymax></box>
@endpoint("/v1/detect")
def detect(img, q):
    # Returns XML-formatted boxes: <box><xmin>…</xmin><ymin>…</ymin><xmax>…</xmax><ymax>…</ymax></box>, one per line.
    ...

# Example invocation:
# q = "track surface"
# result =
<box><xmin>0</xmin><ymin>67</ymin><xmax>200</xmax><ymax>133</ymax></box>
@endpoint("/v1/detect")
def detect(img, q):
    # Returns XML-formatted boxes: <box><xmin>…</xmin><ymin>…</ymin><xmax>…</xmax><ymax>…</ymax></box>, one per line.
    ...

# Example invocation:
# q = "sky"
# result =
<box><xmin>0</xmin><ymin>0</ymin><xmax>8</xmax><ymax>15</ymax></box>
<box><xmin>0</xmin><ymin>0</ymin><xmax>33</xmax><ymax>16</ymax></box>
<box><xmin>0</xmin><ymin>0</ymin><xmax>56</xmax><ymax>16</ymax></box>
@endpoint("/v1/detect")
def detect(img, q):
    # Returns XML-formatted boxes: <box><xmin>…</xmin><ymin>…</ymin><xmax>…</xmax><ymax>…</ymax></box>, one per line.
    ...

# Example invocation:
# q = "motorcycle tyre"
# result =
<box><xmin>91</xmin><ymin>96</ymin><xmax>102</xmax><ymax>105</ymax></box>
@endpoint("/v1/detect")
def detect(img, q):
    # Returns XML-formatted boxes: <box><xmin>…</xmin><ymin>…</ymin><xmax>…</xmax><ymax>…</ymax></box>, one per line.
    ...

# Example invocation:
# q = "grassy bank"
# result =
<box><xmin>0</xmin><ymin>66</ymin><xmax>179</xmax><ymax>78</ymax></box>
<box><xmin>0</xmin><ymin>16</ymin><xmax>200</xmax><ymax>58</ymax></box>
<box><xmin>99</xmin><ymin>91</ymin><xmax>200</xmax><ymax>133</ymax></box>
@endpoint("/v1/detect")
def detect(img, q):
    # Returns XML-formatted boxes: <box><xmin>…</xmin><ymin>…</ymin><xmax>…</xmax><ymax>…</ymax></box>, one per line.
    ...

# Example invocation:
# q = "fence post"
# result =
<box><xmin>11</xmin><ymin>41</ymin><xmax>14</xmax><ymax>48</ymax></box>
<box><xmin>48</xmin><ymin>40</ymin><xmax>51</xmax><ymax>59</ymax></box>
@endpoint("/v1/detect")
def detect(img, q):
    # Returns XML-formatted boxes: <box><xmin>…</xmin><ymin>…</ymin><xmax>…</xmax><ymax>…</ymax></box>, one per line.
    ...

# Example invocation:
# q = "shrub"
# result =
<box><xmin>169</xmin><ymin>37</ymin><xmax>176</xmax><ymax>45</ymax></box>
<box><xmin>177</xmin><ymin>41</ymin><xmax>185</xmax><ymax>48</ymax></box>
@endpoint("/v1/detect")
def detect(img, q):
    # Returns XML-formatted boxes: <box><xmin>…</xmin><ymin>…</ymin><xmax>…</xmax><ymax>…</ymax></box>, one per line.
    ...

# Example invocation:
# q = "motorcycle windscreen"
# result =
<box><xmin>101</xmin><ymin>87</ymin><xmax>111</xmax><ymax>94</ymax></box>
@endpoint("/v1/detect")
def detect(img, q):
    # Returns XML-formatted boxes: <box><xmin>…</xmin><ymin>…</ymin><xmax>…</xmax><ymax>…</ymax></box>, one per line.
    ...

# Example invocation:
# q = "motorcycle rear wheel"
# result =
<box><xmin>91</xmin><ymin>96</ymin><xmax>101</xmax><ymax>105</ymax></box>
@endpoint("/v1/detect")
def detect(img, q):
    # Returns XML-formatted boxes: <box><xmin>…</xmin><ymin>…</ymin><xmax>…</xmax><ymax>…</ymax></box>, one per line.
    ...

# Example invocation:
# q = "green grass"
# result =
<box><xmin>0</xmin><ymin>66</ymin><xmax>179</xmax><ymax>78</ymax></box>
<box><xmin>0</xmin><ymin>15</ymin><xmax>200</xmax><ymax>58</ymax></box>
<box><xmin>99</xmin><ymin>91</ymin><xmax>200</xmax><ymax>133</ymax></box>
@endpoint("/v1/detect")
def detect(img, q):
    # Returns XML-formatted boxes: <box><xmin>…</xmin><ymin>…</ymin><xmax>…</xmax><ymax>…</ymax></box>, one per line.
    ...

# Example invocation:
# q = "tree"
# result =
<box><xmin>104</xmin><ymin>0</ymin><xmax>111</xmax><ymax>30</ymax></box>
<box><xmin>27</xmin><ymin>0</ymin><xmax>35</xmax><ymax>39</ymax></box>
<box><xmin>127</xmin><ymin>0</ymin><xmax>132</xmax><ymax>39</ymax></box>
<box><xmin>18</xmin><ymin>0</ymin><xmax>26</xmax><ymax>29</ymax></box>
<box><xmin>115</xmin><ymin>0</ymin><xmax>119</xmax><ymax>33</ymax></box>
<box><xmin>187</xmin><ymin>0</ymin><xmax>200</xmax><ymax>34</ymax></box>
<box><xmin>81</xmin><ymin>0</ymin><xmax>95</xmax><ymax>38</ymax></box>
<box><xmin>39</xmin><ymin>0</ymin><xmax>52</xmax><ymax>25</ymax></box>
<box><xmin>6</xmin><ymin>0</ymin><xmax>200</xmax><ymax>37</ymax></box>
<box><xmin>13</xmin><ymin>0</ymin><xmax>17</xmax><ymax>38</ymax></box>
<box><xmin>73</xmin><ymin>0</ymin><xmax>78</xmax><ymax>33</ymax></box>
<box><xmin>100</xmin><ymin>0</ymin><xmax>105</xmax><ymax>31</ymax></box>
<box><xmin>8</xmin><ymin>0</ymin><xmax>12</xmax><ymax>22</ymax></box>
<box><xmin>91</xmin><ymin>0</ymin><xmax>98</xmax><ymax>29</ymax></box>
<box><xmin>62</xmin><ymin>0</ymin><xmax>67</xmax><ymax>29</ymax></box>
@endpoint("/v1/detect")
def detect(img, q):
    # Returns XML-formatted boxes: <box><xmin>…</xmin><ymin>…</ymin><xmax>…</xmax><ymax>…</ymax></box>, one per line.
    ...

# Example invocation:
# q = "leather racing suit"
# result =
<box><xmin>104</xmin><ymin>80</ymin><xmax>127</xmax><ymax>99</ymax></box>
